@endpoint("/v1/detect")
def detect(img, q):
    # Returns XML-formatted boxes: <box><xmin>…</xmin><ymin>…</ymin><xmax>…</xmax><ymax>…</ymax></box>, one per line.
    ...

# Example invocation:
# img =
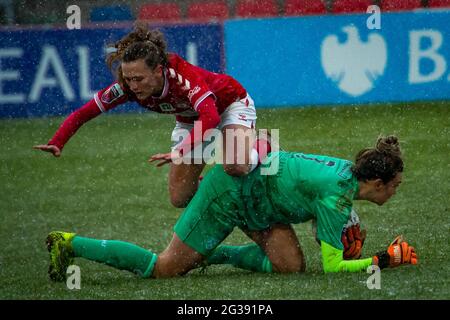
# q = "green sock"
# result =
<box><xmin>71</xmin><ymin>236</ymin><xmax>157</xmax><ymax>278</ymax></box>
<box><xmin>207</xmin><ymin>244</ymin><xmax>272</xmax><ymax>273</ymax></box>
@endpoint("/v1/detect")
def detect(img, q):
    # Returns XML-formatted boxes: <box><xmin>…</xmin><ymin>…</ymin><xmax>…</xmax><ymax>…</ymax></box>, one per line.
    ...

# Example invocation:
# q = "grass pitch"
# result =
<box><xmin>0</xmin><ymin>101</ymin><xmax>449</xmax><ymax>299</ymax></box>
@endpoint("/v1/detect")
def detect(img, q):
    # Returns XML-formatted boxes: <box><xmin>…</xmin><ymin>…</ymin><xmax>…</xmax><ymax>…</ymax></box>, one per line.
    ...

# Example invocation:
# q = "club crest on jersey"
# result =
<box><xmin>101</xmin><ymin>83</ymin><xmax>124</xmax><ymax>105</ymax></box>
<box><xmin>159</xmin><ymin>103</ymin><xmax>175</xmax><ymax>112</ymax></box>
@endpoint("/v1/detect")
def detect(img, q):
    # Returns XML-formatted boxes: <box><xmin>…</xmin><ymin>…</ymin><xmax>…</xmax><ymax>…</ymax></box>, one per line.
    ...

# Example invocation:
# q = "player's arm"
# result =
<box><xmin>33</xmin><ymin>83</ymin><xmax>126</xmax><ymax>156</ymax></box>
<box><xmin>149</xmin><ymin>62</ymin><xmax>220</xmax><ymax>165</ymax></box>
<box><xmin>174</xmin><ymin>96</ymin><xmax>220</xmax><ymax>156</ymax></box>
<box><xmin>171</xmin><ymin>58</ymin><xmax>221</xmax><ymax>155</ymax></box>
<box><xmin>148</xmin><ymin>96</ymin><xmax>220</xmax><ymax>166</ymax></box>
<box><xmin>315</xmin><ymin>196</ymin><xmax>374</xmax><ymax>272</ymax></box>
<box><xmin>318</xmin><ymin>207</ymin><xmax>418</xmax><ymax>273</ymax></box>
<box><xmin>321</xmin><ymin>240</ymin><xmax>374</xmax><ymax>273</ymax></box>
<box><xmin>312</xmin><ymin>210</ymin><xmax>367</xmax><ymax>260</ymax></box>
<box><xmin>321</xmin><ymin>235</ymin><xmax>418</xmax><ymax>273</ymax></box>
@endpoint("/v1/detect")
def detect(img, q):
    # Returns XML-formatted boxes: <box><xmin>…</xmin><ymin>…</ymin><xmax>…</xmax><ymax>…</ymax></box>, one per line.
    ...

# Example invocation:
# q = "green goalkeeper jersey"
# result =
<box><xmin>175</xmin><ymin>150</ymin><xmax>373</xmax><ymax>272</ymax></box>
<box><xmin>244</xmin><ymin>151</ymin><xmax>359</xmax><ymax>250</ymax></box>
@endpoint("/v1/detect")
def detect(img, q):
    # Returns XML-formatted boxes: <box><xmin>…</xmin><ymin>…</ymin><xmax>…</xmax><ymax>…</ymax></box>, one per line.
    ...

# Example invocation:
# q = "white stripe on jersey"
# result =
<box><xmin>193</xmin><ymin>91</ymin><xmax>214</xmax><ymax>111</ymax></box>
<box><xmin>161</xmin><ymin>69</ymin><xmax>169</xmax><ymax>98</ymax></box>
<box><xmin>182</xmin><ymin>79</ymin><xmax>191</xmax><ymax>91</ymax></box>
<box><xmin>94</xmin><ymin>93</ymin><xmax>106</xmax><ymax>113</ymax></box>
<box><xmin>168</xmin><ymin>68</ymin><xmax>176</xmax><ymax>78</ymax></box>
<box><xmin>168</xmin><ymin>67</ymin><xmax>191</xmax><ymax>92</ymax></box>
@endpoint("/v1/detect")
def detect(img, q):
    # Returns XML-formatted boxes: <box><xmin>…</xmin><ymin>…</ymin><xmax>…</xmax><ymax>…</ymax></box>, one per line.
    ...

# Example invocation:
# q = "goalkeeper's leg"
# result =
<box><xmin>71</xmin><ymin>235</ymin><xmax>158</xmax><ymax>278</ymax></box>
<box><xmin>206</xmin><ymin>243</ymin><xmax>273</xmax><ymax>272</ymax></box>
<box><xmin>246</xmin><ymin>224</ymin><xmax>305</xmax><ymax>273</ymax></box>
<box><xmin>207</xmin><ymin>224</ymin><xmax>305</xmax><ymax>274</ymax></box>
<box><xmin>47</xmin><ymin>231</ymin><xmax>203</xmax><ymax>281</ymax></box>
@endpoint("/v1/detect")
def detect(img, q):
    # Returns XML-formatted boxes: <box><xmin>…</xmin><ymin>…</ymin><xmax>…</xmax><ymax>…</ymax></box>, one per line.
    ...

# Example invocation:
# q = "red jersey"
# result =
<box><xmin>96</xmin><ymin>54</ymin><xmax>246</xmax><ymax>121</ymax></box>
<box><xmin>48</xmin><ymin>54</ymin><xmax>247</xmax><ymax>152</ymax></box>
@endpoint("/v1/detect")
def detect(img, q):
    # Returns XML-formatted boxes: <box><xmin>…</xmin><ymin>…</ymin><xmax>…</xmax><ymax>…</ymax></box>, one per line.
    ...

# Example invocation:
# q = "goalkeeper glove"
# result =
<box><xmin>341</xmin><ymin>224</ymin><xmax>366</xmax><ymax>260</ymax></box>
<box><xmin>373</xmin><ymin>235</ymin><xmax>418</xmax><ymax>269</ymax></box>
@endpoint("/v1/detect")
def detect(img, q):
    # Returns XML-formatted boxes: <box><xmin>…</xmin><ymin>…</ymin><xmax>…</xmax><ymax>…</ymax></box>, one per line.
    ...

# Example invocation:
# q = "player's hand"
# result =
<box><xmin>33</xmin><ymin>144</ymin><xmax>61</xmax><ymax>157</ymax></box>
<box><xmin>341</xmin><ymin>224</ymin><xmax>366</xmax><ymax>260</ymax></box>
<box><xmin>373</xmin><ymin>235</ymin><xmax>418</xmax><ymax>269</ymax></box>
<box><xmin>148</xmin><ymin>151</ymin><xmax>182</xmax><ymax>167</ymax></box>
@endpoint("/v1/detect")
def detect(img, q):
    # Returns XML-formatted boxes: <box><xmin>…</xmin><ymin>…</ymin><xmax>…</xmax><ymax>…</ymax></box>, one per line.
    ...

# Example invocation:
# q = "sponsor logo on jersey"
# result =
<box><xmin>101</xmin><ymin>83</ymin><xmax>124</xmax><ymax>105</ymax></box>
<box><xmin>187</xmin><ymin>86</ymin><xmax>201</xmax><ymax>102</ymax></box>
<box><xmin>238</xmin><ymin>113</ymin><xmax>247</xmax><ymax>121</ymax></box>
<box><xmin>159</xmin><ymin>103</ymin><xmax>175</xmax><ymax>112</ymax></box>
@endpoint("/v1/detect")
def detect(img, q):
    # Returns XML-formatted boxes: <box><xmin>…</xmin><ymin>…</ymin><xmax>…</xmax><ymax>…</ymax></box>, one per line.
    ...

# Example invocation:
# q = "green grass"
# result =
<box><xmin>0</xmin><ymin>101</ymin><xmax>449</xmax><ymax>299</ymax></box>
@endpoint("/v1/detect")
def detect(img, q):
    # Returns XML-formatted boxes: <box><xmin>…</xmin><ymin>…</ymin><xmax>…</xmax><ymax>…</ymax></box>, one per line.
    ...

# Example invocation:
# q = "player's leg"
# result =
<box><xmin>46</xmin><ymin>231</ymin><xmax>159</xmax><ymax>281</ymax></box>
<box><xmin>220</xmin><ymin>94</ymin><xmax>275</xmax><ymax>176</ymax></box>
<box><xmin>46</xmin><ymin>165</ymin><xmax>239</xmax><ymax>282</ymax></box>
<box><xmin>159</xmin><ymin>164</ymin><xmax>243</xmax><ymax>277</ymax></box>
<box><xmin>221</xmin><ymin>123</ymin><xmax>255</xmax><ymax>176</ymax></box>
<box><xmin>205</xmin><ymin>242</ymin><xmax>273</xmax><ymax>273</ymax></box>
<box><xmin>152</xmin><ymin>233</ymin><xmax>204</xmax><ymax>278</ymax></box>
<box><xmin>168</xmin><ymin>121</ymin><xmax>206</xmax><ymax>208</ymax></box>
<box><xmin>219</xmin><ymin>94</ymin><xmax>259</xmax><ymax>176</ymax></box>
<box><xmin>252</xmin><ymin>224</ymin><xmax>306</xmax><ymax>273</ymax></box>
<box><xmin>168</xmin><ymin>162</ymin><xmax>205</xmax><ymax>208</ymax></box>
<box><xmin>46</xmin><ymin>230</ymin><xmax>205</xmax><ymax>281</ymax></box>
<box><xmin>172</xmin><ymin>164</ymin><xmax>240</xmax><ymax>273</ymax></box>
<box><xmin>207</xmin><ymin>224</ymin><xmax>306</xmax><ymax>273</ymax></box>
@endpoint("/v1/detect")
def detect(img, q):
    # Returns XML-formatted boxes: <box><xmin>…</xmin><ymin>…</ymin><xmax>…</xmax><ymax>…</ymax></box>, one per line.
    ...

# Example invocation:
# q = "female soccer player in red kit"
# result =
<box><xmin>34</xmin><ymin>23</ymin><xmax>269</xmax><ymax>208</ymax></box>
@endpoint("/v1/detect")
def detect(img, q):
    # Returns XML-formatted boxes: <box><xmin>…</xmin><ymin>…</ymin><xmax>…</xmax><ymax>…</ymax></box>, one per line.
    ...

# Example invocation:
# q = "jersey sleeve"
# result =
<box><xmin>93</xmin><ymin>82</ymin><xmax>129</xmax><ymax>113</ymax></box>
<box><xmin>48</xmin><ymin>83</ymin><xmax>128</xmax><ymax>151</ymax></box>
<box><xmin>321</xmin><ymin>241</ymin><xmax>373</xmax><ymax>273</ymax></box>
<box><xmin>314</xmin><ymin>195</ymin><xmax>352</xmax><ymax>250</ymax></box>
<box><xmin>173</xmin><ymin>96</ymin><xmax>221</xmax><ymax>155</ymax></box>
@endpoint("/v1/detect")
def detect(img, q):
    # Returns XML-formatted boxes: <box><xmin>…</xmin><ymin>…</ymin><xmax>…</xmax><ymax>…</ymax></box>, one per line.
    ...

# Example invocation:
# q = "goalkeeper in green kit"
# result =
<box><xmin>46</xmin><ymin>135</ymin><xmax>417</xmax><ymax>281</ymax></box>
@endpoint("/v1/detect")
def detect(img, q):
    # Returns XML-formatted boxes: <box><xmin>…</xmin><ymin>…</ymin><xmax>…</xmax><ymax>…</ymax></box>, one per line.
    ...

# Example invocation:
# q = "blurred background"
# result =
<box><xmin>1</xmin><ymin>0</ymin><xmax>449</xmax><ymax>117</ymax></box>
<box><xmin>0</xmin><ymin>0</ymin><xmax>447</xmax><ymax>26</ymax></box>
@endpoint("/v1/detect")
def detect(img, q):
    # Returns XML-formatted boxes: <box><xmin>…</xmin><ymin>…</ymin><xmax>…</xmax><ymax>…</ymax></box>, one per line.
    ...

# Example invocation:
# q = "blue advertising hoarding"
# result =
<box><xmin>225</xmin><ymin>10</ymin><xmax>450</xmax><ymax>107</ymax></box>
<box><xmin>0</xmin><ymin>23</ymin><xmax>223</xmax><ymax>117</ymax></box>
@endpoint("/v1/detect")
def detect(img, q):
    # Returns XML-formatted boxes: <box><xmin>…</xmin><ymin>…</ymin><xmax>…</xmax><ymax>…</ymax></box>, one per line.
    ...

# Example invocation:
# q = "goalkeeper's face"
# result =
<box><xmin>372</xmin><ymin>173</ymin><xmax>403</xmax><ymax>205</ymax></box>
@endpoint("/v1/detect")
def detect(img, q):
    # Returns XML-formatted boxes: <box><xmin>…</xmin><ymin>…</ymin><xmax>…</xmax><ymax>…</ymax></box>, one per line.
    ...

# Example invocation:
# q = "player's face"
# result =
<box><xmin>121</xmin><ymin>59</ymin><xmax>164</xmax><ymax>100</ymax></box>
<box><xmin>372</xmin><ymin>173</ymin><xmax>402</xmax><ymax>205</ymax></box>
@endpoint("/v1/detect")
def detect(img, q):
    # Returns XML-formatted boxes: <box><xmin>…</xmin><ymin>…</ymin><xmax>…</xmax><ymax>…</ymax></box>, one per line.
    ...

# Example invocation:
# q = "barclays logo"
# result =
<box><xmin>321</xmin><ymin>25</ymin><xmax>387</xmax><ymax>97</ymax></box>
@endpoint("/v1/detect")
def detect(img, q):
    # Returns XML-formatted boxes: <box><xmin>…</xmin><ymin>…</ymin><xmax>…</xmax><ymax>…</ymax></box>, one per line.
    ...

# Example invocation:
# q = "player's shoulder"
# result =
<box><xmin>166</xmin><ymin>53</ymin><xmax>207</xmax><ymax>98</ymax></box>
<box><xmin>167</xmin><ymin>53</ymin><xmax>203</xmax><ymax>78</ymax></box>
<box><xmin>168</xmin><ymin>52</ymin><xmax>182</xmax><ymax>63</ymax></box>
<box><xmin>318</xmin><ymin>156</ymin><xmax>355</xmax><ymax>187</ymax></box>
<box><xmin>167</xmin><ymin>54</ymin><xmax>189</xmax><ymax>80</ymax></box>
<box><xmin>167</xmin><ymin>53</ymin><xmax>189</xmax><ymax>73</ymax></box>
<box><xmin>282</xmin><ymin>151</ymin><xmax>354</xmax><ymax>183</ymax></box>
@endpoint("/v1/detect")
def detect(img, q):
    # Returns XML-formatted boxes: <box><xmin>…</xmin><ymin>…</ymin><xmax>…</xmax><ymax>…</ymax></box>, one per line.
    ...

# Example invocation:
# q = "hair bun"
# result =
<box><xmin>376</xmin><ymin>135</ymin><xmax>401</xmax><ymax>156</ymax></box>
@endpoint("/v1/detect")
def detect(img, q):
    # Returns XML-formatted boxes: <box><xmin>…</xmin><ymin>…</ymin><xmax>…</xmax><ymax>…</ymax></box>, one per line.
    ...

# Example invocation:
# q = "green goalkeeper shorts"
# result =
<box><xmin>173</xmin><ymin>165</ymin><xmax>245</xmax><ymax>256</ymax></box>
<box><xmin>173</xmin><ymin>163</ymin><xmax>293</xmax><ymax>255</ymax></box>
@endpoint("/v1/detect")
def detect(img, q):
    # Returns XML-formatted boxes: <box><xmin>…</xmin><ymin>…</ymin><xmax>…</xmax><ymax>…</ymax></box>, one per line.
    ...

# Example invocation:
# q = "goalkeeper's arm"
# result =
<box><xmin>321</xmin><ymin>241</ymin><xmax>374</xmax><ymax>273</ymax></box>
<box><xmin>321</xmin><ymin>235</ymin><xmax>418</xmax><ymax>273</ymax></box>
